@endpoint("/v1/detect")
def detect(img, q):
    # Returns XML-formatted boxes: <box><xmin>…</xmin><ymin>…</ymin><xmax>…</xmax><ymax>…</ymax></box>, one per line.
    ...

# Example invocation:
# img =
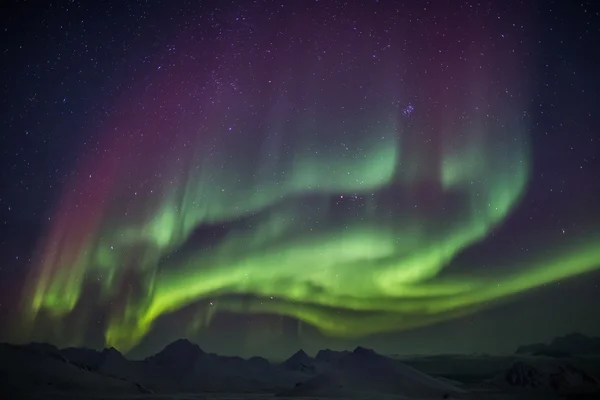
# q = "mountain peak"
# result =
<box><xmin>291</xmin><ymin>349</ymin><xmax>309</xmax><ymax>359</ymax></box>
<box><xmin>146</xmin><ymin>338</ymin><xmax>205</xmax><ymax>367</ymax></box>
<box><xmin>284</xmin><ymin>349</ymin><xmax>311</xmax><ymax>363</ymax></box>
<box><xmin>162</xmin><ymin>338</ymin><xmax>203</xmax><ymax>354</ymax></box>
<box><xmin>102</xmin><ymin>347</ymin><xmax>121</xmax><ymax>355</ymax></box>
<box><xmin>283</xmin><ymin>349</ymin><xmax>315</xmax><ymax>372</ymax></box>
<box><xmin>315</xmin><ymin>349</ymin><xmax>349</xmax><ymax>363</ymax></box>
<box><xmin>101</xmin><ymin>347</ymin><xmax>125</xmax><ymax>361</ymax></box>
<box><xmin>353</xmin><ymin>346</ymin><xmax>376</xmax><ymax>356</ymax></box>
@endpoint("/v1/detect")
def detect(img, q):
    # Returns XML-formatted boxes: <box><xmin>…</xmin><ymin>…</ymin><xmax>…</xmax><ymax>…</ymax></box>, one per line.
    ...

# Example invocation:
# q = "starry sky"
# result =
<box><xmin>0</xmin><ymin>0</ymin><xmax>599</xmax><ymax>360</ymax></box>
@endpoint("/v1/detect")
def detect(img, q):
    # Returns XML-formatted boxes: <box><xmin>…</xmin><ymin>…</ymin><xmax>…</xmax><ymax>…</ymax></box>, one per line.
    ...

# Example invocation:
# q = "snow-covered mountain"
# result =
<box><xmin>278</xmin><ymin>346</ymin><xmax>464</xmax><ymax>398</ymax></box>
<box><xmin>0</xmin><ymin>342</ymin><xmax>152</xmax><ymax>399</ymax></box>
<box><xmin>3</xmin><ymin>338</ymin><xmax>600</xmax><ymax>399</ymax></box>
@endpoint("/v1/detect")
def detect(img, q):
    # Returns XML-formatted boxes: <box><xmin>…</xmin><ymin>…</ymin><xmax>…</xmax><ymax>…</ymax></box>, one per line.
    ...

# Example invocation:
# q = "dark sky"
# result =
<box><xmin>1</xmin><ymin>0</ymin><xmax>599</xmax><ymax>360</ymax></box>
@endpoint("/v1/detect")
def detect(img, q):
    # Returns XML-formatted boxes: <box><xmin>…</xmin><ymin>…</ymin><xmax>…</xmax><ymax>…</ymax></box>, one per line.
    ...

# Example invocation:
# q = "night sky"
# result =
<box><xmin>1</xmin><ymin>0</ymin><xmax>599</xmax><ymax>360</ymax></box>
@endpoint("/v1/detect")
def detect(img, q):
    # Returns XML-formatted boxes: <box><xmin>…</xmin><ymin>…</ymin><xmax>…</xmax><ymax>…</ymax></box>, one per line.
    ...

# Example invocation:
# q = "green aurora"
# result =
<box><xmin>17</xmin><ymin>14</ymin><xmax>600</xmax><ymax>354</ymax></box>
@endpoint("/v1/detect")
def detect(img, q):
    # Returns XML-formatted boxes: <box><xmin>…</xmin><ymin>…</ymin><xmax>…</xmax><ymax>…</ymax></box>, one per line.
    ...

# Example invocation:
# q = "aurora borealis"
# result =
<box><xmin>1</xmin><ymin>0</ymin><xmax>600</xmax><ymax>357</ymax></box>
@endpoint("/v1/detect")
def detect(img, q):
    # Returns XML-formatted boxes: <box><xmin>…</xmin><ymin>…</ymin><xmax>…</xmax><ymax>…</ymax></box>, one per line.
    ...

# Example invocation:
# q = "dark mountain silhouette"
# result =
<box><xmin>61</xmin><ymin>346</ymin><xmax>128</xmax><ymax>370</ymax></box>
<box><xmin>282</xmin><ymin>349</ymin><xmax>316</xmax><ymax>373</ymax></box>
<box><xmin>3</xmin><ymin>338</ymin><xmax>600</xmax><ymax>398</ymax></box>
<box><xmin>516</xmin><ymin>333</ymin><xmax>600</xmax><ymax>356</ymax></box>
<box><xmin>315</xmin><ymin>348</ymin><xmax>350</xmax><ymax>364</ymax></box>
<box><xmin>145</xmin><ymin>339</ymin><xmax>204</xmax><ymax>367</ymax></box>
<box><xmin>143</xmin><ymin>338</ymin><xmax>206</xmax><ymax>380</ymax></box>
<box><xmin>139</xmin><ymin>339</ymin><xmax>283</xmax><ymax>392</ymax></box>
<box><xmin>247</xmin><ymin>356</ymin><xmax>270</xmax><ymax>372</ymax></box>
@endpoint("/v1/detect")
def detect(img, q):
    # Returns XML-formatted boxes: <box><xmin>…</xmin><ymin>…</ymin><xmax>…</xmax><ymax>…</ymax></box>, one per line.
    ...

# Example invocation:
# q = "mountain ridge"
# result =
<box><xmin>2</xmin><ymin>333</ymin><xmax>600</xmax><ymax>398</ymax></box>
<box><xmin>516</xmin><ymin>332</ymin><xmax>600</xmax><ymax>356</ymax></box>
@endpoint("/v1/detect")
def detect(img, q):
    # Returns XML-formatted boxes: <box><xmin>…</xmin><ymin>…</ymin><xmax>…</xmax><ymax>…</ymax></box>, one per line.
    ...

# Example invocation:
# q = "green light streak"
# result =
<box><xmin>19</xmin><ymin>61</ymin><xmax>600</xmax><ymax>354</ymax></box>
